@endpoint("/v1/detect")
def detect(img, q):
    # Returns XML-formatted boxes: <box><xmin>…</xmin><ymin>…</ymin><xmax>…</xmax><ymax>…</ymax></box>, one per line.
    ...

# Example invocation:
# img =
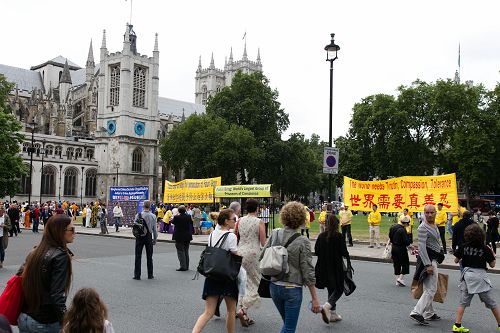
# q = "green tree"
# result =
<box><xmin>206</xmin><ymin>71</ymin><xmax>289</xmax><ymax>183</ymax></box>
<box><xmin>0</xmin><ymin>74</ymin><xmax>27</xmax><ymax>197</ymax></box>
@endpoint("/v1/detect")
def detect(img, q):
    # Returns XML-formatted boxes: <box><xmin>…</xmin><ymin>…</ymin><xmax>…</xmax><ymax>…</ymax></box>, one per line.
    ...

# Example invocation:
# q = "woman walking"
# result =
<box><xmin>315</xmin><ymin>214</ymin><xmax>350</xmax><ymax>324</ymax></box>
<box><xmin>113</xmin><ymin>202</ymin><xmax>123</xmax><ymax>232</ymax></box>
<box><xmin>235</xmin><ymin>199</ymin><xmax>266</xmax><ymax>326</ymax></box>
<box><xmin>18</xmin><ymin>214</ymin><xmax>75</xmax><ymax>333</ymax></box>
<box><xmin>261</xmin><ymin>201</ymin><xmax>321</xmax><ymax>333</ymax></box>
<box><xmin>486</xmin><ymin>211</ymin><xmax>499</xmax><ymax>254</ymax></box>
<box><xmin>389</xmin><ymin>216</ymin><xmax>411</xmax><ymax>286</ymax></box>
<box><xmin>192</xmin><ymin>208</ymin><xmax>239</xmax><ymax>333</ymax></box>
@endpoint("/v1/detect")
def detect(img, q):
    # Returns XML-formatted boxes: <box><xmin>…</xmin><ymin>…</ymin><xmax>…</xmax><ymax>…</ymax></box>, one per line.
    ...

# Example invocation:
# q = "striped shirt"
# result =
<box><xmin>417</xmin><ymin>222</ymin><xmax>442</xmax><ymax>266</ymax></box>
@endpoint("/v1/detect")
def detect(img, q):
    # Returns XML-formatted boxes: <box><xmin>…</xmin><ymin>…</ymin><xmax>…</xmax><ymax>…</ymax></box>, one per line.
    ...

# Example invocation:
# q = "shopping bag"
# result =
<box><xmin>411</xmin><ymin>279</ymin><xmax>423</xmax><ymax>299</ymax></box>
<box><xmin>382</xmin><ymin>243</ymin><xmax>392</xmax><ymax>259</ymax></box>
<box><xmin>258</xmin><ymin>276</ymin><xmax>271</xmax><ymax>298</ymax></box>
<box><xmin>0</xmin><ymin>275</ymin><xmax>23</xmax><ymax>325</ymax></box>
<box><xmin>433</xmin><ymin>273</ymin><xmax>448</xmax><ymax>303</ymax></box>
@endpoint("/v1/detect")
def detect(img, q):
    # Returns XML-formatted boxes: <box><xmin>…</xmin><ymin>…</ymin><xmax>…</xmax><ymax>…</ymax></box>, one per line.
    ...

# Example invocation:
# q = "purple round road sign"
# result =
<box><xmin>326</xmin><ymin>156</ymin><xmax>337</xmax><ymax>167</ymax></box>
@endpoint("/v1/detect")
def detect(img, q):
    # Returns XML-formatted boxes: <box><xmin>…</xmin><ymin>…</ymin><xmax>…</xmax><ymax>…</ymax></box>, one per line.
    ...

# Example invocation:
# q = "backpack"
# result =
<box><xmin>132</xmin><ymin>212</ymin><xmax>148</xmax><ymax>238</ymax></box>
<box><xmin>309</xmin><ymin>210</ymin><xmax>315</xmax><ymax>222</ymax></box>
<box><xmin>259</xmin><ymin>229</ymin><xmax>301</xmax><ymax>279</ymax></box>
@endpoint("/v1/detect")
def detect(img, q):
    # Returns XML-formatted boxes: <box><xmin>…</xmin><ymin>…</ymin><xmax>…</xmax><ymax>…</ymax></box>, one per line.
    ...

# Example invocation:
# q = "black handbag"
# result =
<box><xmin>196</xmin><ymin>232</ymin><xmax>242</xmax><ymax>282</ymax></box>
<box><xmin>343</xmin><ymin>256</ymin><xmax>356</xmax><ymax>296</ymax></box>
<box><xmin>257</xmin><ymin>275</ymin><xmax>271</xmax><ymax>298</ymax></box>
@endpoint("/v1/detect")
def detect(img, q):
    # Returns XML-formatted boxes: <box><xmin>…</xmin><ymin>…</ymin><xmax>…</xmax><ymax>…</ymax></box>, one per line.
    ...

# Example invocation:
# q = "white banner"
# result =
<box><xmin>323</xmin><ymin>147</ymin><xmax>339</xmax><ymax>174</ymax></box>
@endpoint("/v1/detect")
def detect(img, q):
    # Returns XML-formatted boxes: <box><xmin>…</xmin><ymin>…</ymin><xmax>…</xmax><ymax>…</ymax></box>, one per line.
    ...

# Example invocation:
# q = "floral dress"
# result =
<box><xmin>237</xmin><ymin>215</ymin><xmax>262</xmax><ymax>311</ymax></box>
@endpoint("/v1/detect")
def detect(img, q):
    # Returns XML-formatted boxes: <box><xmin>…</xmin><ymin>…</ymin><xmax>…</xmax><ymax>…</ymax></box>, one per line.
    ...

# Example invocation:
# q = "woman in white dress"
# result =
<box><xmin>85</xmin><ymin>205</ymin><xmax>92</xmax><ymax>228</ymax></box>
<box><xmin>235</xmin><ymin>199</ymin><xmax>266</xmax><ymax>326</ymax></box>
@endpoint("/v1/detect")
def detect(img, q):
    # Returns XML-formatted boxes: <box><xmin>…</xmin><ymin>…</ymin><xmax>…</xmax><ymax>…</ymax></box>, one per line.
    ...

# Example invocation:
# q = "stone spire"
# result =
<box><xmin>101</xmin><ymin>29</ymin><xmax>107</xmax><ymax>49</ymax></box>
<box><xmin>154</xmin><ymin>33</ymin><xmax>159</xmax><ymax>52</ymax></box>
<box><xmin>257</xmin><ymin>48</ymin><xmax>261</xmax><ymax>64</ymax></box>
<box><xmin>197</xmin><ymin>56</ymin><xmax>202</xmax><ymax>71</ymax></box>
<box><xmin>181</xmin><ymin>108</ymin><xmax>186</xmax><ymax>122</ymax></box>
<box><xmin>86</xmin><ymin>39</ymin><xmax>94</xmax><ymax>66</ymax></box>
<box><xmin>60</xmin><ymin>59</ymin><xmax>72</xmax><ymax>84</ymax></box>
<box><xmin>242</xmin><ymin>41</ymin><xmax>248</xmax><ymax>61</ymax></box>
<box><xmin>210</xmin><ymin>52</ymin><xmax>215</xmax><ymax>69</ymax></box>
<box><xmin>229</xmin><ymin>47</ymin><xmax>233</xmax><ymax>63</ymax></box>
<box><xmin>123</xmin><ymin>23</ymin><xmax>130</xmax><ymax>54</ymax></box>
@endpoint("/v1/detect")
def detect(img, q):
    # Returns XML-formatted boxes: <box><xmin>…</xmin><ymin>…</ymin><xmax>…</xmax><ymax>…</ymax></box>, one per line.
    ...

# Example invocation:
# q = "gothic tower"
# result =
<box><xmin>94</xmin><ymin>24</ymin><xmax>160</xmax><ymax>201</ymax></box>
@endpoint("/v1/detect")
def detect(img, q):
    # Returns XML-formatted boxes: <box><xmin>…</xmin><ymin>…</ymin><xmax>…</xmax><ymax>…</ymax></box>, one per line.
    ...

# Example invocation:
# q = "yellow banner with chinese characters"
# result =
<box><xmin>343</xmin><ymin>174</ymin><xmax>458</xmax><ymax>213</ymax></box>
<box><xmin>215</xmin><ymin>184</ymin><xmax>272</xmax><ymax>198</ymax></box>
<box><xmin>163</xmin><ymin>177</ymin><xmax>221</xmax><ymax>204</ymax></box>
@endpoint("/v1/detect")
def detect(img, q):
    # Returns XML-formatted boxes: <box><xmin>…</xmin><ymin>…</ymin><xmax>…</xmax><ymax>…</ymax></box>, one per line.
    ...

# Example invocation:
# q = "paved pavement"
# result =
<box><xmin>73</xmin><ymin>225</ymin><xmax>500</xmax><ymax>273</ymax></box>
<box><xmin>2</xmin><ymin>231</ymin><xmax>500</xmax><ymax>332</ymax></box>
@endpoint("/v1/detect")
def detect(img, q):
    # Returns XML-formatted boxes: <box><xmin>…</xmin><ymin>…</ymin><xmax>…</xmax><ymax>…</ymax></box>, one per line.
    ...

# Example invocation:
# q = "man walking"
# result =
<box><xmin>410</xmin><ymin>204</ymin><xmax>444</xmax><ymax>325</ymax></box>
<box><xmin>7</xmin><ymin>203</ymin><xmax>20</xmax><ymax>237</ymax></box>
<box><xmin>133</xmin><ymin>200</ymin><xmax>157</xmax><ymax>280</ymax></box>
<box><xmin>340</xmin><ymin>205</ymin><xmax>353</xmax><ymax>246</ymax></box>
<box><xmin>436</xmin><ymin>203</ymin><xmax>448</xmax><ymax>252</ymax></box>
<box><xmin>368</xmin><ymin>204</ymin><xmax>381</xmax><ymax>248</ymax></box>
<box><xmin>172</xmin><ymin>205</ymin><xmax>193</xmax><ymax>271</ymax></box>
<box><xmin>113</xmin><ymin>202</ymin><xmax>123</xmax><ymax>232</ymax></box>
<box><xmin>452</xmin><ymin>211</ymin><xmax>474</xmax><ymax>254</ymax></box>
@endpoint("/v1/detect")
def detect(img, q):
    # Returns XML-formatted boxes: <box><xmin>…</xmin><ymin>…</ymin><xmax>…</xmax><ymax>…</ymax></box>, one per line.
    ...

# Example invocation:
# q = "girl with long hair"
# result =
<box><xmin>18</xmin><ymin>214</ymin><xmax>75</xmax><ymax>333</ymax></box>
<box><xmin>315</xmin><ymin>213</ymin><xmax>350</xmax><ymax>324</ymax></box>
<box><xmin>62</xmin><ymin>288</ymin><xmax>115</xmax><ymax>333</ymax></box>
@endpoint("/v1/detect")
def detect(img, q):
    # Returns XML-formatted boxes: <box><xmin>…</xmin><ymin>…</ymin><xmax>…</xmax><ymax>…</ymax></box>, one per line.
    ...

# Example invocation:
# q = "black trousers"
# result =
<box><xmin>9</xmin><ymin>221</ymin><xmax>20</xmax><ymax>236</ymax></box>
<box><xmin>134</xmin><ymin>234</ymin><xmax>153</xmax><ymax>278</ymax></box>
<box><xmin>175</xmin><ymin>241</ymin><xmax>190</xmax><ymax>270</ymax></box>
<box><xmin>438</xmin><ymin>226</ymin><xmax>447</xmax><ymax>251</ymax></box>
<box><xmin>342</xmin><ymin>224</ymin><xmax>353</xmax><ymax>246</ymax></box>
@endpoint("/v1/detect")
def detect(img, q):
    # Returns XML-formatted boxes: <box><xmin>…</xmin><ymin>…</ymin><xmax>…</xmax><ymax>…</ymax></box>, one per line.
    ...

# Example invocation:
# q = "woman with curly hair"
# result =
<box><xmin>18</xmin><ymin>214</ymin><xmax>75</xmax><ymax>333</ymax></box>
<box><xmin>452</xmin><ymin>224</ymin><xmax>499</xmax><ymax>332</ymax></box>
<box><xmin>62</xmin><ymin>288</ymin><xmax>114</xmax><ymax>333</ymax></box>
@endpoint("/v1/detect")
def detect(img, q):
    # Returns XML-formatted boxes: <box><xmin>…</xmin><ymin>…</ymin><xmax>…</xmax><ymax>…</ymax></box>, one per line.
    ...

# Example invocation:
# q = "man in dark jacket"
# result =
<box><xmin>452</xmin><ymin>210</ymin><xmax>473</xmax><ymax>253</ymax></box>
<box><xmin>172</xmin><ymin>205</ymin><xmax>193</xmax><ymax>271</ymax></box>
<box><xmin>7</xmin><ymin>204</ymin><xmax>20</xmax><ymax>237</ymax></box>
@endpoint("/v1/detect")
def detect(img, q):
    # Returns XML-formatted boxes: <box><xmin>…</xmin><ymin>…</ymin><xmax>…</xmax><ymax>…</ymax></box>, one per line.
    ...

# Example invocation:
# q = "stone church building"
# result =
<box><xmin>0</xmin><ymin>24</ymin><xmax>261</xmax><ymax>204</ymax></box>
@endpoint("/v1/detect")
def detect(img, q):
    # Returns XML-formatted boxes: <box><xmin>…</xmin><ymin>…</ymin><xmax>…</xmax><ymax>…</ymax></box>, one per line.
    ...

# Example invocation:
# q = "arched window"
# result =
<box><xmin>54</xmin><ymin>146</ymin><xmax>62</xmax><ymax>158</ymax></box>
<box><xmin>45</xmin><ymin>145</ymin><xmax>54</xmax><ymax>156</ymax></box>
<box><xmin>132</xmin><ymin>148</ymin><xmax>143</xmax><ymax>173</ymax></box>
<box><xmin>22</xmin><ymin>142</ymin><xmax>30</xmax><ymax>153</ymax></box>
<box><xmin>85</xmin><ymin>169</ymin><xmax>97</xmax><ymax>197</ymax></box>
<box><xmin>19</xmin><ymin>164</ymin><xmax>31</xmax><ymax>194</ymax></box>
<box><xmin>133</xmin><ymin>65</ymin><xmax>147</xmax><ymax>107</ymax></box>
<box><xmin>109</xmin><ymin>64</ymin><xmax>120</xmax><ymax>106</ymax></box>
<box><xmin>34</xmin><ymin>143</ymin><xmax>41</xmax><ymax>156</ymax></box>
<box><xmin>201</xmin><ymin>85</ymin><xmax>208</xmax><ymax>105</ymax></box>
<box><xmin>63</xmin><ymin>167</ymin><xmax>78</xmax><ymax>196</ymax></box>
<box><xmin>75</xmin><ymin>148</ymin><xmax>83</xmax><ymax>159</ymax></box>
<box><xmin>86</xmin><ymin>148</ymin><xmax>94</xmax><ymax>160</ymax></box>
<box><xmin>66</xmin><ymin>147</ymin><xmax>74</xmax><ymax>160</ymax></box>
<box><xmin>41</xmin><ymin>165</ymin><xmax>56</xmax><ymax>195</ymax></box>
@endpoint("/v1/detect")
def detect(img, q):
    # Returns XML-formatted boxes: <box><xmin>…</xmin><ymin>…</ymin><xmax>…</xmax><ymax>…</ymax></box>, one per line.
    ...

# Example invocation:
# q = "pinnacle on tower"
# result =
<box><xmin>242</xmin><ymin>41</ymin><xmax>248</xmax><ymax>61</ymax></box>
<box><xmin>210</xmin><ymin>52</ymin><xmax>215</xmax><ymax>69</ymax></box>
<box><xmin>257</xmin><ymin>48</ymin><xmax>261</xmax><ymax>64</ymax></box>
<box><xmin>101</xmin><ymin>29</ymin><xmax>107</xmax><ymax>49</ymax></box>
<box><xmin>123</xmin><ymin>23</ymin><xmax>131</xmax><ymax>51</ymax></box>
<box><xmin>154</xmin><ymin>33</ymin><xmax>159</xmax><ymax>52</ymax></box>
<box><xmin>229</xmin><ymin>47</ymin><xmax>233</xmax><ymax>63</ymax></box>
<box><xmin>198</xmin><ymin>55</ymin><xmax>202</xmax><ymax>70</ymax></box>
<box><xmin>60</xmin><ymin>59</ymin><xmax>72</xmax><ymax>84</ymax></box>
<box><xmin>86</xmin><ymin>39</ymin><xmax>95</xmax><ymax>66</ymax></box>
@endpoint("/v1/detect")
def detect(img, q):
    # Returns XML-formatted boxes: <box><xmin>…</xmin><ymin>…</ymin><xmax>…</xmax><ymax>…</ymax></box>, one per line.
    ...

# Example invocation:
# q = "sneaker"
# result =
<box><xmin>320</xmin><ymin>302</ymin><xmax>331</xmax><ymax>323</ymax></box>
<box><xmin>427</xmin><ymin>314</ymin><xmax>441</xmax><ymax>321</ymax></box>
<box><xmin>396</xmin><ymin>278</ymin><xmax>406</xmax><ymax>287</ymax></box>
<box><xmin>410</xmin><ymin>313</ymin><xmax>429</xmax><ymax>326</ymax></box>
<box><xmin>330</xmin><ymin>311</ymin><xmax>342</xmax><ymax>322</ymax></box>
<box><xmin>368</xmin><ymin>245</ymin><xmax>374</xmax><ymax>248</ymax></box>
<box><xmin>452</xmin><ymin>324</ymin><xmax>470</xmax><ymax>332</ymax></box>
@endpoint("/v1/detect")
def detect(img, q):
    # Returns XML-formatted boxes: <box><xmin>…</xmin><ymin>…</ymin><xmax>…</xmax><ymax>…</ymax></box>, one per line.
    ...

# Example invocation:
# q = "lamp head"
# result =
<box><xmin>324</xmin><ymin>33</ymin><xmax>340</xmax><ymax>62</ymax></box>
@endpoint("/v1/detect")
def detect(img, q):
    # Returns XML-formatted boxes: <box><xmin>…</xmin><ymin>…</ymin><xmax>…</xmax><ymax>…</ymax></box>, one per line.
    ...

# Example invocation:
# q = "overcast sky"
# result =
<box><xmin>2</xmin><ymin>0</ymin><xmax>500</xmax><ymax>142</ymax></box>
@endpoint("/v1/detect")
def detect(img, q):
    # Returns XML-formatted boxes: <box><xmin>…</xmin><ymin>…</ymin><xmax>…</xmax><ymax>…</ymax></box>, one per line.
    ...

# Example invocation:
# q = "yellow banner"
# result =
<box><xmin>163</xmin><ymin>177</ymin><xmax>221</xmax><ymax>204</ymax></box>
<box><xmin>215</xmin><ymin>184</ymin><xmax>272</xmax><ymax>198</ymax></box>
<box><xmin>343</xmin><ymin>174</ymin><xmax>458</xmax><ymax>212</ymax></box>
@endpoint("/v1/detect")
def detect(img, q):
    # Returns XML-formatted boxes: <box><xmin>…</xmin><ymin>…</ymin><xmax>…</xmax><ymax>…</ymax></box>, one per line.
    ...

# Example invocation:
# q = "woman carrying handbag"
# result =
<box><xmin>192</xmin><ymin>208</ymin><xmax>240</xmax><ymax>333</ymax></box>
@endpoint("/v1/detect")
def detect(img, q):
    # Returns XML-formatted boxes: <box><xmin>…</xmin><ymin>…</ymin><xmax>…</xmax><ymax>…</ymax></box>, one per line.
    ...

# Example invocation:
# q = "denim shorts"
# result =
<box><xmin>18</xmin><ymin>313</ymin><xmax>61</xmax><ymax>333</ymax></box>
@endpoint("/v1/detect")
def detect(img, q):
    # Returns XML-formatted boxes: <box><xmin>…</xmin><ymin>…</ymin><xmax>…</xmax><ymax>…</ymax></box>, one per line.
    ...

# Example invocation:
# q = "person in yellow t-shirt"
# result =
<box><xmin>435</xmin><ymin>203</ymin><xmax>448</xmax><ymax>252</ymax></box>
<box><xmin>162</xmin><ymin>208</ymin><xmax>172</xmax><ymax>233</ymax></box>
<box><xmin>301</xmin><ymin>205</ymin><xmax>311</xmax><ymax>239</ymax></box>
<box><xmin>398</xmin><ymin>208</ymin><xmax>414</xmax><ymax>244</ymax></box>
<box><xmin>340</xmin><ymin>205</ymin><xmax>353</xmax><ymax>246</ymax></box>
<box><xmin>368</xmin><ymin>204</ymin><xmax>381</xmax><ymax>248</ymax></box>
<box><xmin>318</xmin><ymin>204</ymin><xmax>328</xmax><ymax>234</ymax></box>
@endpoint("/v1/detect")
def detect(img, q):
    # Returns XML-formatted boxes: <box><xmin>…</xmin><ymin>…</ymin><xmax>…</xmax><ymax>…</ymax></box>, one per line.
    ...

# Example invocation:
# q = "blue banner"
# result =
<box><xmin>109</xmin><ymin>186</ymin><xmax>149</xmax><ymax>202</ymax></box>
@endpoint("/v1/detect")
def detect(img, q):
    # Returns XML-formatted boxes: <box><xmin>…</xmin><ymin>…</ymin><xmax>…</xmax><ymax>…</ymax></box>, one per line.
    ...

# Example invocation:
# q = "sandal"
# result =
<box><xmin>238</xmin><ymin>309</ymin><xmax>253</xmax><ymax>327</ymax></box>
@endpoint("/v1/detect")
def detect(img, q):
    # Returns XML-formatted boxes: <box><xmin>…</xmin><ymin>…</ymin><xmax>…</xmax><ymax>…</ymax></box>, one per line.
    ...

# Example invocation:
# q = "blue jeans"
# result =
<box><xmin>18</xmin><ymin>313</ymin><xmax>60</xmax><ymax>333</ymax></box>
<box><xmin>270</xmin><ymin>283</ymin><xmax>303</xmax><ymax>333</ymax></box>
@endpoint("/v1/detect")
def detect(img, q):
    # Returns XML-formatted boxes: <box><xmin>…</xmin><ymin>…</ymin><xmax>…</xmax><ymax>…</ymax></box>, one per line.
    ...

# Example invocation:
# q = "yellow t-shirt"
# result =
<box><xmin>163</xmin><ymin>210</ymin><xmax>172</xmax><ymax>223</ymax></box>
<box><xmin>82</xmin><ymin>207</ymin><xmax>87</xmax><ymax>218</ymax></box>
<box><xmin>435</xmin><ymin>209</ymin><xmax>447</xmax><ymax>227</ymax></box>
<box><xmin>452</xmin><ymin>207</ymin><xmax>466</xmax><ymax>226</ymax></box>
<box><xmin>318</xmin><ymin>211</ymin><xmax>327</xmax><ymax>224</ymax></box>
<box><xmin>304</xmin><ymin>206</ymin><xmax>311</xmax><ymax>229</ymax></box>
<box><xmin>157</xmin><ymin>208</ymin><xmax>164</xmax><ymax>219</ymax></box>
<box><xmin>339</xmin><ymin>210</ymin><xmax>353</xmax><ymax>225</ymax></box>
<box><xmin>368</xmin><ymin>211</ymin><xmax>381</xmax><ymax>226</ymax></box>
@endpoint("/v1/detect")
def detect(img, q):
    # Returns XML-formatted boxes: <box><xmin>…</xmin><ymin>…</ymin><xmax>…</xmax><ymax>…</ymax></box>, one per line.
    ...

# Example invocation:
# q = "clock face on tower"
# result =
<box><xmin>134</xmin><ymin>121</ymin><xmax>145</xmax><ymax>136</ymax></box>
<box><xmin>106</xmin><ymin>120</ymin><xmax>116</xmax><ymax>135</ymax></box>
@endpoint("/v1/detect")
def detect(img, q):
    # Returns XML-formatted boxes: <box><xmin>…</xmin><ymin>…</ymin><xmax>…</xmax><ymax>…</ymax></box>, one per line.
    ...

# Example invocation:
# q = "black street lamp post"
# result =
<box><xmin>80</xmin><ymin>166</ymin><xmax>84</xmax><ymax>208</ymax></box>
<box><xmin>39</xmin><ymin>139</ymin><xmax>46</xmax><ymax>204</ymax></box>
<box><xmin>324</xmin><ymin>33</ymin><xmax>340</xmax><ymax>202</ymax></box>
<box><xmin>27</xmin><ymin>122</ymin><xmax>38</xmax><ymax>205</ymax></box>
<box><xmin>58</xmin><ymin>164</ymin><xmax>63</xmax><ymax>201</ymax></box>
<box><xmin>115</xmin><ymin>162</ymin><xmax>120</xmax><ymax>186</ymax></box>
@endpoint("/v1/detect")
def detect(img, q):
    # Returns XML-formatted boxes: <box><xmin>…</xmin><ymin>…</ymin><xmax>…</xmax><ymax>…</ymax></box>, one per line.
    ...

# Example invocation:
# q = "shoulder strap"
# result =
<box><xmin>213</xmin><ymin>231</ymin><xmax>230</xmax><ymax>248</ymax></box>
<box><xmin>284</xmin><ymin>233</ymin><xmax>301</xmax><ymax>248</ymax></box>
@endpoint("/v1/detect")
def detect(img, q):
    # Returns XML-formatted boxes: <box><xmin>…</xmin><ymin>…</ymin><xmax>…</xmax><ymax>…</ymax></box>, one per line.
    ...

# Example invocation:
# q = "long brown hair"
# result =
<box><xmin>62</xmin><ymin>288</ymin><xmax>108</xmax><ymax>333</ymax></box>
<box><xmin>325</xmin><ymin>214</ymin><xmax>340</xmax><ymax>239</ymax></box>
<box><xmin>22</xmin><ymin>214</ymin><xmax>73</xmax><ymax>312</ymax></box>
